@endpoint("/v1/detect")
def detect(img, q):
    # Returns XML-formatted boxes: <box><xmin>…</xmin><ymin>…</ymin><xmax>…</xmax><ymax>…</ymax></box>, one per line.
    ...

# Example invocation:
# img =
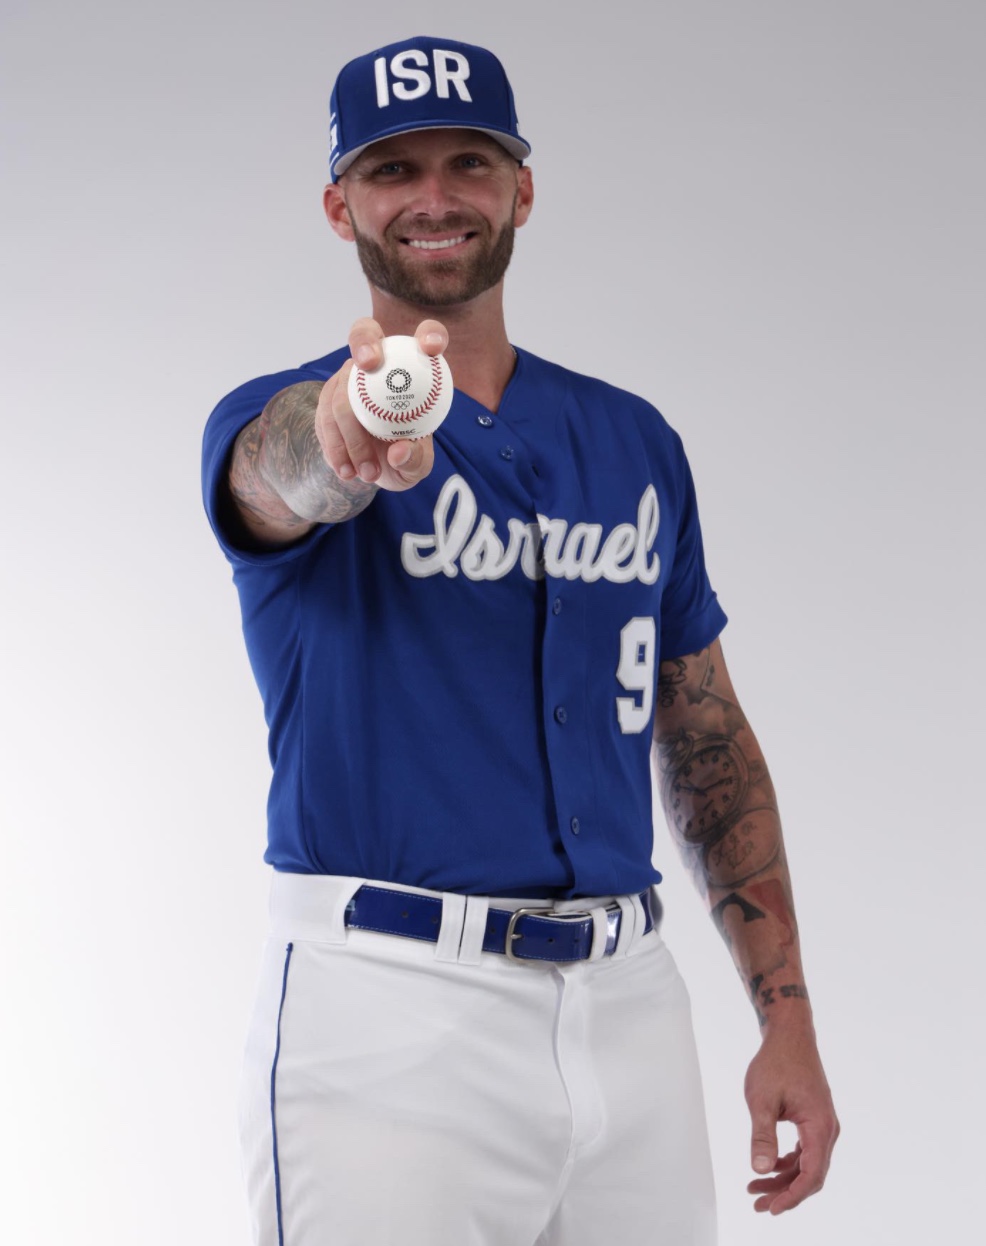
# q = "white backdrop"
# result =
<box><xmin>2</xmin><ymin>1</ymin><xmax>983</xmax><ymax>1242</ymax></box>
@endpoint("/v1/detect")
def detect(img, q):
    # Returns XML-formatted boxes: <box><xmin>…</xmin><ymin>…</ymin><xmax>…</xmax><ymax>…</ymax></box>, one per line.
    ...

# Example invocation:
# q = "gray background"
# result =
<box><xmin>2</xmin><ymin>0</ymin><xmax>983</xmax><ymax>1242</ymax></box>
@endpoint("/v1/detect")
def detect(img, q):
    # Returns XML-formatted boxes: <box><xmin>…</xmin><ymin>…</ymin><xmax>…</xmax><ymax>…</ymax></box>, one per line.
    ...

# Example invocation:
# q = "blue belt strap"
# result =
<box><xmin>344</xmin><ymin>885</ymin><xmax>659</xmax><ymax>963</ymax></box>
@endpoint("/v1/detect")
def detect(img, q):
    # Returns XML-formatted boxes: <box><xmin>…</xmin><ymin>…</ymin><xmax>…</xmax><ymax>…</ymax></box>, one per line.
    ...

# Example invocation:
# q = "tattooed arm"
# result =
<box><xmin>224</xmin><ymin>381</ymin><xmax>378</xmax><ymax>549</ymax></box>
<box><xmin>652</xmin><ymin>637</ymin><xmax>839</xmax><ymax>1214</ymax></box>
<box><xmin>222</xmin><ymin>318</ymin><xmax>443</xmax><ymax>550</ymax></box>
<box><xmin>652</xmin><ymin>638</ymin><xmax>806</xmax><ymax>1028</ymax></box>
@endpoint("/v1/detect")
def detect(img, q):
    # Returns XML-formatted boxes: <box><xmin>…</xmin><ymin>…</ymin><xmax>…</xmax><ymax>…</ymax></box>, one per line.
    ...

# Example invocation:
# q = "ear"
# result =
<box><xmin>513</xmin><ymin>165</ymin><xmax>534</xmax><ymax>229</ymax></box>
<box><xmin>323</xmin><ymin>183</ymin><xmax>355</xmax><ymax>241</ymax></box>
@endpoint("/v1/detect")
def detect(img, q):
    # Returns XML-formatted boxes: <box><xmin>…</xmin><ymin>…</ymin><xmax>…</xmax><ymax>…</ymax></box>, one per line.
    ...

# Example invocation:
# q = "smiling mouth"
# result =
<box><xmin>402</xmin><ymin>233</ymin><xmax>475</xmax><ymax>251</ymax></box>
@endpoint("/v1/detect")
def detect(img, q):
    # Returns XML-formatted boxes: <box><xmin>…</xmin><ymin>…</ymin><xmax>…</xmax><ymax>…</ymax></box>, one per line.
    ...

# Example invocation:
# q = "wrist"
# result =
<box><xmin>756</xmin><ymin>996</ymin><xmax>816</xmax><ymax>1041</ymax></box>
<box><xmin>748</xmin><ymin>973</ymin><xmax>815</xmax><ymax>1035</ymax></box>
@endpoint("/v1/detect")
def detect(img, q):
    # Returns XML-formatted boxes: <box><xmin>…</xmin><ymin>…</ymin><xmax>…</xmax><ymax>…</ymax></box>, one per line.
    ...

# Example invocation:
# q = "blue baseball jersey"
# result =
<box><xmin>202</xmin><ymin>345</ymin><xmax>727</xmax><ymax>899</ymax></box>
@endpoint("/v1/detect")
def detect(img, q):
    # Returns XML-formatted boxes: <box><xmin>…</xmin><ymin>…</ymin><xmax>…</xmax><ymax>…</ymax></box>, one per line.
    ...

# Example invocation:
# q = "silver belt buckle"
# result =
<box><xmin>505</xmin><ymin>905</ymin><xmax>594</xmax><ymax>964</ymax></box>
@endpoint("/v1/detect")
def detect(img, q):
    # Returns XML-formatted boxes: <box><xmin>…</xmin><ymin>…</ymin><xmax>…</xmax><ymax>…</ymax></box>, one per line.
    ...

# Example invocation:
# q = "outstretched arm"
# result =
<box><xmin>225</xmin><ymin>379</ymin><xmax>380</xmax><ymax>547</ymax></box>
<box><xmin>221</xmin><ymin>318</ymin><xmax>444</xmax><ymax>550</ymax></box>
<box><xmin>651</xmin><ymin>637</ymin><xmax>839</xmax><ymax>1214</ymax></box>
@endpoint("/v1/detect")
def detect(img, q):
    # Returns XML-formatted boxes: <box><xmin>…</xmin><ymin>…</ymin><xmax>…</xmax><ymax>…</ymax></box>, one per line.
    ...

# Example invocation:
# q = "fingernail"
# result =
<box><xmin>424</xmin><ymin>332</ymin><xmax>443</xmax><ymax>348</ymax></box>
<box><xmin>753</xmin><ymin>1156</ymin><xmax>772</xmax><ymax>1173</ymax></box>
<box><xmin>337</xmin><ymin>463</ymin><xmax>355</xmax><ymax>480</ymax></box>
<box><xmin>394</xmin><ymin>444</ymin><xmax>412</xmax><ymax>465</ymax></box>
<box><xmin>358</xmin><ymin>462</ymin><xmax>378</xmax><ymax>482</ymax></box>
<box><xmin>357</xmin><ymin>345</ymin><xmax>375</xmax><ymax>366</ymax></box>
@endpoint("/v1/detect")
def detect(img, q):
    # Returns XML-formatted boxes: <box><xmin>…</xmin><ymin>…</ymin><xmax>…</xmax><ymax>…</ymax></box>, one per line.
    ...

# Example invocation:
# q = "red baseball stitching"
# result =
<box><xmin>355</xmin><ymin>355</ymin><xmax>444</xmax><ymax>424</ymax></box>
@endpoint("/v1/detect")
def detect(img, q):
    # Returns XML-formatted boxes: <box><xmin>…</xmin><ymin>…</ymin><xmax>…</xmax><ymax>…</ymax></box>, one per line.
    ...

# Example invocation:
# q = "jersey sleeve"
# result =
<box><xmin>659</xmin><ymin>434</ymin><xmax>728</xmax><ymax>660</ymax></box>
<box><xmin>201</xmin><ymin>368</ymin><xmax>334</xmax><ymax>567</ymax></box>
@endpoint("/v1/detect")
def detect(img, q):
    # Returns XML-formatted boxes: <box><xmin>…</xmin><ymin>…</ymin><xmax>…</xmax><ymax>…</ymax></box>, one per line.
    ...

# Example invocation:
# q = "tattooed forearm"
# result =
<box><xmin>703</xmin><ymin>830</ymin><xmax>808</xmax><ymax>1031</ymax></box>
<box><xmin>656</xmin><ymin>657</ymin><xmax>688</xmax><ymax>708</ymax></box>
<box><xmin>228</xmin><ymin>382</ymin><xmax>378</xmax><ymax>538</ymax></box>
<box><xmin>704</xmin><ymin>813</ymin><xmax>781</xmax><ymax>887</ymax></box>
<box><xmin>656</xmin><ymin>646</ymin><xmax>724</xmax><ymax>710</ymax></box>
<box><xmin>257</xmin><ymin>382</ymin><xmax>378</xmax><ymax>523</ymax></box>
<box><xmin>748</xmin><ymin>976</ymin><xmax>811</xmax><ymax>1028</ymax></box>
<box><xmin>711</xmin><ymin>890</ymin><xmax>769</xmax><ymax>936</ymax></box>
<box><xmin>711</xmin><ymin>876</ymin><xmax>799</xmax><ymax>998</ymax></box>
<box><xmin>652</xmin><ymin>639</ymin><xmax>813</xmax><ymax>1030</ymax></box>
<box><xmin>655</xmin><ymin>720</ymin><xmax>779</xmax><ymax>890</ymax></box>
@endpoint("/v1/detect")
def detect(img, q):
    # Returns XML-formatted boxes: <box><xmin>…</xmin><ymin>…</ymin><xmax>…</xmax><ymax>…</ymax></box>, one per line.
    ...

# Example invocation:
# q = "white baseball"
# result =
<box><xmin>347</xmin><ymin>335</ymin><xmax>453</xmax><ymax>440</ymax></box>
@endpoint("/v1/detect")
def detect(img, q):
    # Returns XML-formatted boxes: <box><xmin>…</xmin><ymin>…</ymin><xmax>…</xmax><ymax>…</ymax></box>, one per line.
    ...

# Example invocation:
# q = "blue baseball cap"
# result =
<box><xmin>329</xmin><ymin>36</ymin><xmax>531</xmax><ymax>182</ymax></box>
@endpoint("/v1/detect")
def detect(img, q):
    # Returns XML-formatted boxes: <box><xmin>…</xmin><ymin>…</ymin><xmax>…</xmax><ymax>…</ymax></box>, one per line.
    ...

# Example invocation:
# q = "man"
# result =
<box><xmin>202</xmin><ymin>35</ymin><xmax>838</xmax><ymax>1246</ymax></box>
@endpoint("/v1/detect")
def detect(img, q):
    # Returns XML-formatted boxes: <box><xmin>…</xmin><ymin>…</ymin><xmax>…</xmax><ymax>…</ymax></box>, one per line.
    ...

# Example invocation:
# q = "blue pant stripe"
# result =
<box><xmin>271</xmin><ymin>942</ymin><xmax>294</xmax><ymax>1246</ymax></box>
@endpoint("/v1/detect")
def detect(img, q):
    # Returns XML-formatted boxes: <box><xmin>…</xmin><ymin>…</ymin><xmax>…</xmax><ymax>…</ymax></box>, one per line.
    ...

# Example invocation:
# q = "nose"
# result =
<box><xmin>406</xmin><ymin>168</ymin><xmax>461</xmax><ymax>217</ymax></box>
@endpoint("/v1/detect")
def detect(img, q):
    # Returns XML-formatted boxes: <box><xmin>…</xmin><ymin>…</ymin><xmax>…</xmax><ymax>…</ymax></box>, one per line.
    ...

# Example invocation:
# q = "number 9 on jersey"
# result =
<box><xmin>616</xmin><ymin>617</ymin><xmax>657</xmax><ymax>734</ymax></box>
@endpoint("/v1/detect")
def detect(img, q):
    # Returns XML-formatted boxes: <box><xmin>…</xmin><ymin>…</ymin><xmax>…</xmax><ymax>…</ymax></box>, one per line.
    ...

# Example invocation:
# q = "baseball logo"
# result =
<box><xmin>386</xmin><ymin>368</ymin><xmax>412</xmax><ymax>393</ymax></box>
<box><xmin>348</xmin><ymin>336</ymin><xmax>454</xmax><ymax>440</ymax></box>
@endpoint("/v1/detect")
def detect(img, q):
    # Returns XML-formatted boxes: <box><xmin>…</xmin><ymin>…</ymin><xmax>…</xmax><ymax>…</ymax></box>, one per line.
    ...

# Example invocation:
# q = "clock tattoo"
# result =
<box><xmin>660</xmin><ymin>730</ymin><xmax>749</xmax><ymax>847</ymax></box>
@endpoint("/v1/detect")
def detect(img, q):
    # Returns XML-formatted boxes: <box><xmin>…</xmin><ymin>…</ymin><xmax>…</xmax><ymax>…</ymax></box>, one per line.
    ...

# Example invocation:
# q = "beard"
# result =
<box><xmin>350</xmin><ymin>206</ymin><xmax>517</xmax><ymax>308</ymax></box>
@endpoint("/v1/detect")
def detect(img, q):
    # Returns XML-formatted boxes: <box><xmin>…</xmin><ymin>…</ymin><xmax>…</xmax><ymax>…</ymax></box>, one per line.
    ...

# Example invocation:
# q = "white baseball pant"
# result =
<box><xmin>237</xmin><ymin>872</ymin><xmax>717</xmax><ymax>1245</ymax></box>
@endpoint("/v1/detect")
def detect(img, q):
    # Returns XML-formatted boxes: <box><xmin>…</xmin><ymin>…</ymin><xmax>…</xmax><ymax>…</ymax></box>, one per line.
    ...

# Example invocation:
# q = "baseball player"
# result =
<box><xmin>202</xmin><ymin>35</ymin><xmax>838</xmax><ymax>1246</ymax></box>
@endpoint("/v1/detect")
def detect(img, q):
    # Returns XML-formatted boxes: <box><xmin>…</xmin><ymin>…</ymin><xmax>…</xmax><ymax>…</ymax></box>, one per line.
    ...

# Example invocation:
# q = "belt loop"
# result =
<box><xmin>614</xmin><ymin>894</ymin><xmax>638</xmax><ymax>957</ymax></box>
<box><xmin>331</xmin><ymin>878</ymin><xmax>365</xmax><ymax>943</ymax></box>
<box><xmin>269</xmin><ymin>872</ymin><xmax>364</xmax><ymax>945</ymax></box>
<box><xmin>628</xmin><ymin>892</ymin><xmax>653</xmax><ymax>956</ymax></box>
<box><xmin>457</xmin><ymin>895</ymin><xmax>490</xmax><ymax>965</ymax></box>
<box><xmin>588</xmin><ymin>906</ymin><xmax>610</xmax><ymax>961</ymax></box>
<box><xmin>435</xmin><ymin>892</ymin><xmax>467</xmax><ymax>962</ymax></box>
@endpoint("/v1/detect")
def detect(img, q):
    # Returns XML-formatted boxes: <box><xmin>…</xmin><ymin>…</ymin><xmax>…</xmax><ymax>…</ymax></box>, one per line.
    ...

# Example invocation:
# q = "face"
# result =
<box><xmin>324</xmin><ymin>129</ymin><xmax>533</xmax><ymax>308</ymax></box>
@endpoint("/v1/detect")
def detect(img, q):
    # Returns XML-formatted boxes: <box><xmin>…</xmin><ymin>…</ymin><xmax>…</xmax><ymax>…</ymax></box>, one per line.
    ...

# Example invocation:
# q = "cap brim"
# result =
<box><xmin>332</xmin><ymin>122</ymin><xmax>531</xmax><ymax>180</ymax></box>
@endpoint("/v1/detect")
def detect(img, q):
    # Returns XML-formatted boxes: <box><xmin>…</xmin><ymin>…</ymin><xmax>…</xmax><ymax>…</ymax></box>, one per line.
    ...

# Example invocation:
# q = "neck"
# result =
<box><xmin>368</xmin><ymin>282</ymin><xmax>515</xmax><ymax>413</ymax></box>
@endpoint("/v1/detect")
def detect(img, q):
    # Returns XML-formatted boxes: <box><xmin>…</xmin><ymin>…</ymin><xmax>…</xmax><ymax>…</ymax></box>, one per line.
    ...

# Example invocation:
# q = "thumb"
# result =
<box><xmin>385</xmin><ymin>434</ymin><xmax>433</xmax><ymax>488</ymax></box>
<box><xmin>750</xmin><ymin>1109</ymin><xmax>778</xmax><ymax>1174</ymax></box>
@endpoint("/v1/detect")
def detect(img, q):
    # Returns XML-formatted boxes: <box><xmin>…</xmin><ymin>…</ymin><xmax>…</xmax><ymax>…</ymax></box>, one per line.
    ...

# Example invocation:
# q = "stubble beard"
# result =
<box><xmin>350</xmin><ymin>205</ymin><xmax>517</xmax><ymax>308</ymax></box>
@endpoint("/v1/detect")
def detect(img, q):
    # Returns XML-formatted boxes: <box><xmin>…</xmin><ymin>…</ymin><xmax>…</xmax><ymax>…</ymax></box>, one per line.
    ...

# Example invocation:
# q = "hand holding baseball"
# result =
<box><xmin>315</xmin><ymin>318</ymin><xmax>449</xmax><ymax>492</ymax></box>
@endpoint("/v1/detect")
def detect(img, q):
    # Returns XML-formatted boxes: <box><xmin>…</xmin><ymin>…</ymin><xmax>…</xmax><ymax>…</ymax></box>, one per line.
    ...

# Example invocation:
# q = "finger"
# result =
<box><xmin>746</xmin><ymin>1148</ymin><xmax>801</xmax><ymax>1194</ymax></box>
<box><xmin>750</xmin><ymin>1167</ymin><xmax>801</xmax><ymax>1214</ymax></box>
<box><xmin>414</xmin><ymin>318</ymin><xmax>448</xmax><ymax>356</ymax></box>
<box><xmin>747</xmin><ymin>1171</ymin><xmax>796</xmax><ymax>1195</ymax></box>
<box><xmin>315</xmin><ymin>373</ymin><xmax>358</xmax><ymax>481</ymax></box>
<box><xmin>329</xmin><ymin>361</ymin><xmax>385</xmax><ymax>483</ymax></box>
<box><xmin>762</xmin><ymin>1126</ymin><xmax>832</xmax><ymax>1211</ymax></box>
<box><xmin>766</xmin><ymin>1167</ymin><xmax>821</xmax><ymax>1215</ymax></box>
<box><xmin>750</xmin><ymin>1107</ymin><xmax>779</xmax><ymax>1176</ymax></box>
<box><xmin>348</xmin><ymin>317</ymin><xmax>386</xmax><ymax>371</ymax></box>
<box><xmin>752</xmin><ymin>1176</ymin><xmax>797</xmax><ymax>1196</ymax></box>
<box><xmin>764</xmin><ymin>1131</ymin><xmax>829</xmax><ymax>1215</ymax></box>
<box><xmin>385</xmin><ymin>434</ymin><xmax>434</xmax><ymax>488</ymax></box>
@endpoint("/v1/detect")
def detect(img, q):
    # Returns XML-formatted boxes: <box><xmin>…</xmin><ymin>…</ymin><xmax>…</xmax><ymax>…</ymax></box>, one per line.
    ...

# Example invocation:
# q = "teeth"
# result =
<box><xmin>407</xmin><ymin>235</ymin><xmax>468</xmax><ymax>250</ymax></box>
